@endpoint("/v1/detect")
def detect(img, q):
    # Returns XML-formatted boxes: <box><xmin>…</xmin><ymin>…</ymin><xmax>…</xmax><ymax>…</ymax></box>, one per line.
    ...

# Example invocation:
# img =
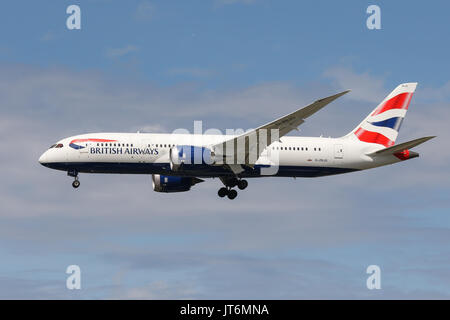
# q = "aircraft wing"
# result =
<box><xmin>211</xmin><ymin>90</ymin><xmax>350</xmax><ymax>166</ymax></box>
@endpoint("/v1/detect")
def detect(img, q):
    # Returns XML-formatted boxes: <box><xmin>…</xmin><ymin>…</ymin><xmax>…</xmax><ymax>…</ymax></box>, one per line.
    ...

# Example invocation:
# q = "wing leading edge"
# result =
<box><xmin>211</xmin><ymin>90</ymin><xmax>350</xmax><ymax>165</ymax></box>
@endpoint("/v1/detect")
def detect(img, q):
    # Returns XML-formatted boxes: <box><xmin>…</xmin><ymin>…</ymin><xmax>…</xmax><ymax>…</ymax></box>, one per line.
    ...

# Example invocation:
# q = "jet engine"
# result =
<box><xmin>152</xmin><ymin>174</ymin><xmax>204</xmax><ymax>193</ymax></box>
<box><xmin>169</xmin><ymin>145</ymin><xmax>215</xmax><ymax>171</ymax></box>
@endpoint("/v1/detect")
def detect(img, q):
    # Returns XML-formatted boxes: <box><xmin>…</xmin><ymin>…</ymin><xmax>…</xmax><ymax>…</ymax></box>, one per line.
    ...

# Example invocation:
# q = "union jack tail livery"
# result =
<box><xmin>347</xmin><ymin>82</ymin><xmax>417</xmax><ymax>147</ymax></box>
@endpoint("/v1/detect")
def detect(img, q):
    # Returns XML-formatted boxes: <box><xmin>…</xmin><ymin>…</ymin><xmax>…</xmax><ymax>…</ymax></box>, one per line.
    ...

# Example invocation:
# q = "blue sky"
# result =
<box><xmin>0</xmin><ymin>0</ymin><xmax>450</xmax><ymax>299</ymax></box>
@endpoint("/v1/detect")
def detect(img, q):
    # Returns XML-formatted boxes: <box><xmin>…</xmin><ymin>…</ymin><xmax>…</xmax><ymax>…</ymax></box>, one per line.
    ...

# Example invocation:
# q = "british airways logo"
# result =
<box><xmin>70</xmin><ymin>138</ymin><xmax>160</xmax><ymax>155</ymax></box>
<box><xmin>69</xmin><ymin>138</ymin><xmax>117</xmax><ymax>150</ymax></box>
<box><xmin>90</xmin><ymin>147</ymin><xmax>159</xmax><ymax>155</ymax></box>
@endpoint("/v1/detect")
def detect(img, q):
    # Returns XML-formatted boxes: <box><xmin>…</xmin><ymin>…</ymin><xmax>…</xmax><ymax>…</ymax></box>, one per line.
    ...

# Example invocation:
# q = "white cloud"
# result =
<box><xmin>417</xmin><ymin>81</ymin><xmax>450</xmax><ymax>102</ymax></box>
<box><xmin>112</xmin><ymin>280</ymin><xmax>199</xmax><ymax>299</ymax></box>
<box><xmin>131</xmin><ymin>123</ymin><xmax>167</xmax><ymax>133</ymax></box>
<box><xmin>324</xmin><ymin>66</ymin><xmax>386</xmax><ymax>103</ymax></box>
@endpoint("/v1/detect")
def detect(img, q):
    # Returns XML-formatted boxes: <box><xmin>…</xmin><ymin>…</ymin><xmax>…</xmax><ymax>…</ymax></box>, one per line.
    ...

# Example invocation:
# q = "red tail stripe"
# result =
<box><xmin>354</xmin><ymin>128</ymin><xmax>395</xmax><ymax>147</ymax></box>
<box><xmin>371</xmin><ymin>92</ymin><xmax>413</xmax><ymax>116</ymax></box>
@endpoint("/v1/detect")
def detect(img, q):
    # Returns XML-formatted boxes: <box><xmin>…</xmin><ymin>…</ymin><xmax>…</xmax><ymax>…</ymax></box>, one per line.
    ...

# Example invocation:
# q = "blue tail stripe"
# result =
<box><xmin>370</xmin><ymin>117</ymin><xmax>403</xmax><ymax>131</ymax></box>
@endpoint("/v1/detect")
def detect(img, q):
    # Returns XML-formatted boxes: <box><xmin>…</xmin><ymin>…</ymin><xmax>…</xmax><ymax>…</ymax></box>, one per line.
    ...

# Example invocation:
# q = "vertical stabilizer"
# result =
<box><xmin>346</xmin><ymin>83</ymin><xmax>417</xmax><ymax>147</ymax></box>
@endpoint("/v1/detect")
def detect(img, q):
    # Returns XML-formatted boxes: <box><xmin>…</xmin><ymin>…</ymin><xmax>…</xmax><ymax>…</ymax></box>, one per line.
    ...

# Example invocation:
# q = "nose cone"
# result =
<box><xmin>38</xmin><ymin>151</ymin><xmax>48</xmax><ymax>165</ymax></box>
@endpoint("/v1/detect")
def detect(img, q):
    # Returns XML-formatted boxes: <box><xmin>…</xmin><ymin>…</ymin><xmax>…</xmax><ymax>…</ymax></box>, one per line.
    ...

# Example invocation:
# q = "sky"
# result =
<box><xmin>0</xmin><ymin>0</ymin><xmax>450</xmax><ymax>299</ymax></box>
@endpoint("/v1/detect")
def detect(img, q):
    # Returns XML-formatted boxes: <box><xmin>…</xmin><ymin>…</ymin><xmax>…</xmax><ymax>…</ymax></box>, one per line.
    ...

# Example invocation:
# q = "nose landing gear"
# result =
<box><xmin>72</xmin><ymin>177</ymin><xmax>80</xmax><ymax>189</ymax></box>
<box><xmin>68</xmin><ymin>170</ymin><xmax>80</xmax><ymax>189</ymax></box>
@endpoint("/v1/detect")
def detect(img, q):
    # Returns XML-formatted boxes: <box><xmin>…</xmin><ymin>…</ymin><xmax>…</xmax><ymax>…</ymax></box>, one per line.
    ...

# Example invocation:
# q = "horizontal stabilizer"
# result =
<box><xmin>367</xmin><ymin>136</ymin><xmax>436</xmax><ymax>156</ymax></box>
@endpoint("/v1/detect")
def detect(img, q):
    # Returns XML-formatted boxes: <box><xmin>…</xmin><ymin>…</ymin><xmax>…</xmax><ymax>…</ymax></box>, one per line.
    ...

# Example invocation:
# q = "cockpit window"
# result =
<box><xmin>55</xmin><ymin>144</ymin><xmax>63</xmax><ymax>148</ymax></box>
<box><xmin>49</xmin><ymin>144</ymin><xmax>56</xmax><ymax>149</ymax></box>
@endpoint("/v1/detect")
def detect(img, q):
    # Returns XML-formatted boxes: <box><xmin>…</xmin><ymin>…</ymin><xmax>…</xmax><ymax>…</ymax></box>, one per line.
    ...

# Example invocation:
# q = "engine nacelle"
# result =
<box><xmin>152</xmin><ymin>174</ymin><xmax>204</xmax><ymax>193</ymax></box>
<box><xmin>169</xmin><ymin>145</ymin><xmax>215</xmax><ymax>171</ymax></box>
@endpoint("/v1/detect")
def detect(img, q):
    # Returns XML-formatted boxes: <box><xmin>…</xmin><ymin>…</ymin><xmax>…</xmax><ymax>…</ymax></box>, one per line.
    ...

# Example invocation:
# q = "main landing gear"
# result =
<box><xmin>218</xmin><ymin>177</ymin><xmax>248</xmax><ymax>200</ymax></box>
<box><xmin>218</xmin><ymin>187</ymin><xmax>237</xmax><ymax>199</ymax></box>
<box><xmin>68</xmin><ymin>170</ymin><xmax>80</xmax><ymax>189</ymax></box>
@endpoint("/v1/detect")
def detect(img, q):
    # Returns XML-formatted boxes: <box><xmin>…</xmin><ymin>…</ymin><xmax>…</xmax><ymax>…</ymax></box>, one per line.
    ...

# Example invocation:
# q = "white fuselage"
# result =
<box><xmin>39</xmin><ymin>132</ymin><xmax>402</xmax><ymax>178</ymax></box>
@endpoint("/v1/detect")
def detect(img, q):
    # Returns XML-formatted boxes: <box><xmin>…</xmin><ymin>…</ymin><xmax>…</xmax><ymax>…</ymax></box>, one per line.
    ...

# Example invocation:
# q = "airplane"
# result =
<box><xmin>39</xmin><ymin>82</ymin><xmax>435</xmax><ymax>200</ymax></box>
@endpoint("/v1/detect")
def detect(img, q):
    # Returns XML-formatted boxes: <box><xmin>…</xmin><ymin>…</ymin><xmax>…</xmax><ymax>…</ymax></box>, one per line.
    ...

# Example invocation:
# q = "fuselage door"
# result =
<box><xmin>334</xmin><ymin>144</ymin><xmax>344</xmax><ymax>159</ymax></box>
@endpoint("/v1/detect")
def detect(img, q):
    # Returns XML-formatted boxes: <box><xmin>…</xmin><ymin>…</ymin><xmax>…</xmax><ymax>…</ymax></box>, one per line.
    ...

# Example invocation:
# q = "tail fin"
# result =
<box><xmin>346</xmin><ymin>83</ymin><xmax>417</xmax><ymax>147</ymax></box>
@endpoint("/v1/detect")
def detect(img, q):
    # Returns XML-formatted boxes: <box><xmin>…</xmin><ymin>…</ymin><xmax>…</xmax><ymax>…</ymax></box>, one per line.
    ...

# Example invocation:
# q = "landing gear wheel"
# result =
<box><xmin>218</xmin><ymin>187</ymin><xmax>228</xmax><ymax>198</ymax></box>
<box><xmin>72</xmin><ymin>180</ymin><xmax>80</xmax><ymax>188</ymax></box>
<box><xmin>237</xmin><ymin>179</ymin><xmax>248</xmax><ymax>190</ymax></box>
<box><xmin>227</xmin><ymin>189</ymin><xmax>238</xmax><ymax>200</ymax></box>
